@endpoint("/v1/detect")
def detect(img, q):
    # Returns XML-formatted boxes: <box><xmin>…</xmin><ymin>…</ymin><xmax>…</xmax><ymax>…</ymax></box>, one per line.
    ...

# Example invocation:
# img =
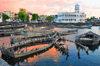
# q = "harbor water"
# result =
<box><xmin>1</xmin><ymin>26</ymin><xmax>100</xmax><ymax>66</ymax></box>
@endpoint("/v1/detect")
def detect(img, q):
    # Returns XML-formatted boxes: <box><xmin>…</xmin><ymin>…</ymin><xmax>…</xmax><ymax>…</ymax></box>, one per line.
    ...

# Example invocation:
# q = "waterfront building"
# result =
<box><xmin>4</xmin><ymin>11</ymin><xmax>15</xmax><ymax>20</ymax></box>
<box><xmin>14</xmin><ymin>13</ymin><xmax>18</xmax><ymax>20</ymax></box>
<box><xmin>50</xmin><ymin>15</ymin><xmax>58</xmax><ymax>22</ymax></box>
<box><xmin>88</xmin><ymin>18</ymin><xmax>100</xmax><ymax>23</ymax></box>
<box><xmin>56</xmin><ymin>3</ymin><xmax>86</xmax><ymax>23</ymax></box>
<box><xmin>27</xmin><ymin>13</ymin><xmax>32</xmax><ymax>22</ymax></box>
<box><xmin>10</xmin><ymin>12</ymin><xmax>15</xmax><ymax>20</ymax></box>
<box><xmin>39</xmin><ymin>15</ymin><xmax>48</xmax><ymax>22</ymax></box>
<box><xmin>4</xmin><ymin>11</ymin><xmax>11</xmax><ymax>17</ymax></box>
<box><xmin>0</xmin><ymin>13</ymin><xmax>3</xmax><ymax>22</ymax></box>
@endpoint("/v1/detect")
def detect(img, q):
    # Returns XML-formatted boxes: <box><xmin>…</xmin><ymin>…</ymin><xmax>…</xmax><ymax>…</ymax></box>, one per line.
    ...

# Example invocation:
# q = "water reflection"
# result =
<box><xmin>1</xmin><ymin>27</ymin><xmax>100</xmax><ymax>66</ymax></box>
<box><xmin>77</xmin><ymin>26</ymin><xmax>100</xmax><ymax>52</ymax></box>
<box><xmin>78</xmin><ymin>26</ymin><xmax>100</xmax><ymax>35</ymax></box>
<box><xmin>77</xmin><ymin>47</ymin><xmax>80</xmax><ymax>59</ymax></box>
<box><xmin>76</xmin><ymin>44</ymin><xmax>88</xmax><ymax>59</ymax></box>
<box><xmin>2</xmin><ymin>45</ymin><xmax>61</xmax><ymax>66</ymax></box>
<box><xmin>0</xmin><ymin>37</ymin><xmax>10</xmax><ymax>47</ymax></box>
<box><xmin>14</xmin><ymin>44</ymin><xmax>49</xmax><ymax>54</ymax></box>
<box><xmin>0</xmin><ymin>37</ymin><xmax>11</xmax><ymax>57</ymax></box>
<box><xmin>82</xmin><ymin>44</ymin><xmax>100</xmax><ymax>52</ymax></box>
<box><xmin>55</xmin><ymin>40</ymin><xmax>71</xmax><ymax>61</ymax></box>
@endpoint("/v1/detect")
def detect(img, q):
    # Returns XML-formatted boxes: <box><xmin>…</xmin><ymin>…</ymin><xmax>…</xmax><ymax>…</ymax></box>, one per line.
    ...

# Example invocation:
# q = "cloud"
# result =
<box><xmin>0</xmin><ymin>0</ymin><xmax>80</xmax><ymax>14</ymax></box>
<box><xmin>0</xmin><ymin>0</ymin><xmax>100</xmax><ymax>17</ymax></box>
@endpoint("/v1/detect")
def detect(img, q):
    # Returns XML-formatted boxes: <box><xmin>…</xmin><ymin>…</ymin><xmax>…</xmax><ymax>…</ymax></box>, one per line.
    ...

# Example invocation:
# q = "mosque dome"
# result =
<box><xmin>75</xmin><ymin>3</ymin><xmax>80</xmax><ymax>6</ymax></box>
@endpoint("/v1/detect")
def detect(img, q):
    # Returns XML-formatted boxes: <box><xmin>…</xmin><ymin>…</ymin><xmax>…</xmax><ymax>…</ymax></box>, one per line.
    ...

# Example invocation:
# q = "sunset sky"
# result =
<box><xmin>0</xmin><ymin>0</ymin><xmax>100</xmax><ymax>18</ymax></box>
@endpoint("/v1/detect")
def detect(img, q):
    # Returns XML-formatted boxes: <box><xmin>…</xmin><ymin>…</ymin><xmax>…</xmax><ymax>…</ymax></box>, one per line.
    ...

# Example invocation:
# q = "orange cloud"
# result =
<box><xmin>1</xmin><ymin>0</ymin><xmax>99</xmax><ymax>17</ymax></box>
<box><xmin>0</xmin><ymin>0</ymin><xmax>80</xmax><ymax>15</ymax></box>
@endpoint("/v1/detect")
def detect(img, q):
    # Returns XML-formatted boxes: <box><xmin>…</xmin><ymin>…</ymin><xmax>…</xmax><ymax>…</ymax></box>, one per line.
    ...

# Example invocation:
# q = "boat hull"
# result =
<box><xmin>75</xmin><ymin>38</ymin><xmax>100</xmax><ymax>45</ymax></box>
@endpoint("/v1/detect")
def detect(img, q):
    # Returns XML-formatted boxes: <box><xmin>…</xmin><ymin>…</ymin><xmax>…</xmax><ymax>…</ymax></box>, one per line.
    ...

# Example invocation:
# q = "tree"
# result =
<box><xmin>90</xmin><ymin>16</ymin><xmax>96</xmax><ymax>20</ymax></box>
<box><xmin>31</xmin><ymin>13</ymin><xmax>38</xmax><ymax>21</ymax></box>
<box><xmin>87</xmin><ymin>18</ymin><xmax>90</xmax><ymax>22</ymax></box>
<box><xmin>3</xmin><ymin>13</ymin><xmax>10</xmax><ymax>22</ymax></box>
<box><xmin>18</xmin><ymin>8</ymin><xmax>27</xmax><ymax>22</ymax></box>
<box><xmin>46</xmin><ymin>16</ymin><xmax>55</xmax><ymax>22</ymax></box>
<box><xmin>87</xmin><ymin>16</ymin><xmax>96</xmax><ymax>22</ymax></box>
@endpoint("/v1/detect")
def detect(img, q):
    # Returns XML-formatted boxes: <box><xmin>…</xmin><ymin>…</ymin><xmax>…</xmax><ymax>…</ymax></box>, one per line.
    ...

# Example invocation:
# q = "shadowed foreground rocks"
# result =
<box><xmin>0</xmin><ymin>58</ymin><xmax>10</xmax><ymax>66</ymax></box>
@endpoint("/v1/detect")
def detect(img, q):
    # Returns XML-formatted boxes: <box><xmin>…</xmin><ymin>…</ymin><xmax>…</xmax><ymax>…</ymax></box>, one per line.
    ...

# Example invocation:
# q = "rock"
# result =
<box><xmin>0</xmin><ymin>58</ymin><xmax>10</xmax><ymax>66</ymax></box>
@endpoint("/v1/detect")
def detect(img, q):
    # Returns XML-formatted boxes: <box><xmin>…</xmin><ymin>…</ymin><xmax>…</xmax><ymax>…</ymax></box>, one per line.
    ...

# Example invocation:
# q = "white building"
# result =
<box><xmin>0</xmin><ymin>13</ymin><xmax>3</xmax><ymax>22</ymax></box>
<box><xmin>4</xmin><ymin>11</ymin><xmax>11</xmax><ymax>17</ymax></box>
<box><xmin>56</xmin><ymin>3</ymin><xmax>86</xmax><ymax>23</ymax></box>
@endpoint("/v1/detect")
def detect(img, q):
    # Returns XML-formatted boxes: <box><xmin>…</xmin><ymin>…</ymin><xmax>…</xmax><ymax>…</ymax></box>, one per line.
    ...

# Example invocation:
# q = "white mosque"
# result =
<box><xmin>55</xmin><ymin>3</ymin><xmax>86</xmax><ymax>23</ymax></box>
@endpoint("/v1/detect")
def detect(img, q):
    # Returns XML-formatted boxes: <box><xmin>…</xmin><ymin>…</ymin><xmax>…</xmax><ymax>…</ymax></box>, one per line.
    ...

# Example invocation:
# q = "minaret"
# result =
<box><xmin>75</xmin><ymin>3</ymin><xmax>80</xmax><ymax>13</ymax></box>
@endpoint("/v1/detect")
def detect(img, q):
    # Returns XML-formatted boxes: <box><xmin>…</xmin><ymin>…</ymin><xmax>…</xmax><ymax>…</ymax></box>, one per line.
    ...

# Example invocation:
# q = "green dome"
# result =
<box><xmin>75</xmin><ymin>3</ymin><xmax>80</xmax><ymax>6</ymax></box>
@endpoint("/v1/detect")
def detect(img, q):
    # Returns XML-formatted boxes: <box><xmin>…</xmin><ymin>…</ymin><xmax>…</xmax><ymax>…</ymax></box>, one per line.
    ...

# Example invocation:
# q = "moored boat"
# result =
<box><xmin>75</xmin><ymin>31</ymin><xmax>100</xmax><ymax>45</ymax></box>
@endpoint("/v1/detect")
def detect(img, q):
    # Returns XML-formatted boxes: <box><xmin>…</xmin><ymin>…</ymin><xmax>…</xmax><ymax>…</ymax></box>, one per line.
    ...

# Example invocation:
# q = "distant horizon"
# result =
<box><xmin>0</xmin><ymin>0</ymin><xmax>100</xmax><ymax>18</ymax></box>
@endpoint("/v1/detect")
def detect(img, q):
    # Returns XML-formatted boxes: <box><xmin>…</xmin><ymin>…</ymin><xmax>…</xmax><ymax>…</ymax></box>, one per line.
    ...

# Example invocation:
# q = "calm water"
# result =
<box><xmin>1</xmin><ymin>26</ymin><xmax>100</xmax><ymax>66</ymax></box>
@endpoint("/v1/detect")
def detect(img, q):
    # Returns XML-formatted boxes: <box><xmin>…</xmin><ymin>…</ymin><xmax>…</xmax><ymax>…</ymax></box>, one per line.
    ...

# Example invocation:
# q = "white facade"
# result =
<box><xmin>56</xmin><ymin>3</ymin><xmax>86</xmax><ymax>23</ymax></box>
<box><xmin>0</xmin><ymin>13</ymin><xmax>3</xmax><ymax>22</ymax></box>
<box><xmin>4</xmin><ymin>11</ymin><xmax>11</xmax><ymax>17</ymax></box>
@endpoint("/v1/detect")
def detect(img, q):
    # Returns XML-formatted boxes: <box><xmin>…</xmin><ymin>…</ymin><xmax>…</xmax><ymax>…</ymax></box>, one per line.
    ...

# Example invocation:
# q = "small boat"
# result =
<box><xmin>75</xmin><ymin>31</ymin><xmax>100</xmax><ymax>45</ymax></box>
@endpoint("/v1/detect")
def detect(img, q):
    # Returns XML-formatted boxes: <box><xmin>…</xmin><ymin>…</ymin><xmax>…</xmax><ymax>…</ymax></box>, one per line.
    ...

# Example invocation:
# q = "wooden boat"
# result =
<box><xmin>75</xmin><ymin>31</ymin><xmax>100</xmax><ymax>45</ymax></box>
